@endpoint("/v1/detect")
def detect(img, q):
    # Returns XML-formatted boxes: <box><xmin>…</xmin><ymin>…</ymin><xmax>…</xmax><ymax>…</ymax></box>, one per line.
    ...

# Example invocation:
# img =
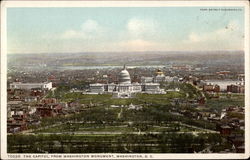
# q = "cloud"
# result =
<box><xmin>109</xmin><ymin>17</ymin><xmax>165</xmax><ymax>52</ymax></box>
<box><xmin>61</xmin><ymin>19</ymin><xmax>104</xmax><ymax>39</ymax></box>
<box><xmin>127</xmin><ymin>18</ymin><xmax>155</xmax><ymax>33</ymax></box>
<box><xmin>61</xmin><ymin>30</ymin><xmax>80</xmax><ymax>39</ymax></box>
<box><xmin>81</xmin><ymin>19</ymin><xmax>101</xmax><ymax>33</ymax></box>
<box><xmin>183</xmin><ymin>20</ymin><xmax>244</xmax><ymax>50</ymax></box>
<box><xmin>115</xmin><ymin>39</ymin><xmax>166</xmax><ymax>52</ymax></box>
<box><xmin>124</xmin><ymin>18</ymin><xmax>158</xmax><ymax>39</ymax></box>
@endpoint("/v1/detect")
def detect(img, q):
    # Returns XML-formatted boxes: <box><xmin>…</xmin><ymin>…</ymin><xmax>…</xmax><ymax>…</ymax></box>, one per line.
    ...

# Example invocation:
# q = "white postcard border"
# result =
<box><xmin>1</xmin><ymin>1</ymin><xmax>249</xmax><ymax>159</ymax></box>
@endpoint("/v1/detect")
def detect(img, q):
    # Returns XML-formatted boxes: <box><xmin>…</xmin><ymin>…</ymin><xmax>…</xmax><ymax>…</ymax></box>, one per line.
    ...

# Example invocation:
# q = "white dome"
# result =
<box><xmin>119</xmin><ymin>65</ymin><xmax>131</xmax><ymax>84</ymax></box>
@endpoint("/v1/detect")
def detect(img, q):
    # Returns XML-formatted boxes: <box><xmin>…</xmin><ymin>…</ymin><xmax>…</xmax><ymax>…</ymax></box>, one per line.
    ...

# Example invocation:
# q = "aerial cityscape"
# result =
<box><xmin>6</xmin><ymin>7</ymin><xmax>245</xmax><ymax>154</ymax></box>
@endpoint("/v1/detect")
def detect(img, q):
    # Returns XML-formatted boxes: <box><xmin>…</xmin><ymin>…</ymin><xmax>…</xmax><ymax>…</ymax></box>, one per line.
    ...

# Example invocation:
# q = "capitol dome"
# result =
<box><xmin>119</xmin><ymin>65</ymin><xmax>131</xmax><ymax>84</ymax></box>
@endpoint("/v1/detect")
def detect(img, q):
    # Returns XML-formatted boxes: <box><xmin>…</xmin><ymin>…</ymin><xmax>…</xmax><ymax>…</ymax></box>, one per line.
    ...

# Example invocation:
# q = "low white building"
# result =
<box><xmin>10</xmin><ymin>82</ymin><xmax>52</xmax><ymax>90</ymax></box>
<box><xmin>24</xmin><ymin>96</ymin><xmax>38</xmax><ymax>102</ymax></box>
<box><xmin>141</xmin><ymin>77</ymin><xmax>154</xmax><ymax>83</ymax></box>
<box><xmin>89</xmin><ymin>83</ymin><xmax>105</xmax><ymax>94</ymax></box>
<box><xmin>143</xmin><ymin>83</ymin><xmax>162</xmax><ymax>93</ymax></box>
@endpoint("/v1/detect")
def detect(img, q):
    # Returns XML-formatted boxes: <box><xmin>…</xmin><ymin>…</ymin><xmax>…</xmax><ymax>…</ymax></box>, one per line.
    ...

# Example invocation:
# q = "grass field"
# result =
<box><xmin>206</xmin><ymin>94</ymin><xmax>244</xmax><ymax>111</ymax></box>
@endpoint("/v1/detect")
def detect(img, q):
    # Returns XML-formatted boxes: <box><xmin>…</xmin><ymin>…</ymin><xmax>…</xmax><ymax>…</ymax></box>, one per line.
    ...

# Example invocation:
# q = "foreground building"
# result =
<box><xmin>227</xmin><ymin>84</ymin><xmax>245</xmax><ymax>93</ymax></box>
<box><xmin>89</xmin><ymin>65</ymin><xmax>166</xmax><ymax>98</ymax></box>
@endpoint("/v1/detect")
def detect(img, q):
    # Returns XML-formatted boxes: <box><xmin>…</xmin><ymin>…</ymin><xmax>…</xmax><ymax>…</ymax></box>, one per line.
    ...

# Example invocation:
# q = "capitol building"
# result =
<box><xmin>89</xmin><ymin>65</ymin><xmax>166</xmax><ymax>98</ymax></box>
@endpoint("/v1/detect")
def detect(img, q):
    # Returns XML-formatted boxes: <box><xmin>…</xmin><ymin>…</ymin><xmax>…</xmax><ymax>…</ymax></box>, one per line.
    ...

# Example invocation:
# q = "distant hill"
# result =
<box><xmin>7</xmin><ymin>50</ymin><xmax>244</xmax><ymax>67</ymax></box>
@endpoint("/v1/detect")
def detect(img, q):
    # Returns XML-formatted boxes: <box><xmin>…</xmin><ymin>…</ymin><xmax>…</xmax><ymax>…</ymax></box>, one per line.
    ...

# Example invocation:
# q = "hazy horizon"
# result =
<box><xmin>6</xmin><ymin>50</ymin><xmax>245</xmax><ymax>55</ymax></box>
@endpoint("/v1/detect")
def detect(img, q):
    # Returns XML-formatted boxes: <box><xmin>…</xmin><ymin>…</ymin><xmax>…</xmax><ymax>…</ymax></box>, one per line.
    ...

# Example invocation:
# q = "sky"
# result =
<box><xmin>7</xmin><ymin>7</ymin><xmax>245</xmax><ymax>54</ymax></box>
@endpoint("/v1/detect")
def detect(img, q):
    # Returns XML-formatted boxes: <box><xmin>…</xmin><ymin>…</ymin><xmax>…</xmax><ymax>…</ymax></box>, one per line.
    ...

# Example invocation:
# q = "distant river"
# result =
<box><xmin>204</xmin><ymin>80</ymin><xmax>243</xmax><ymax>91</ymax></box>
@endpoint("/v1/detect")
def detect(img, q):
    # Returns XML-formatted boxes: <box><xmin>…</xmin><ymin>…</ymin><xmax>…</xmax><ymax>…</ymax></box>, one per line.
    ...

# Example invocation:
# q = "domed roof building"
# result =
<box><xmin>89</xmin><ymin>64</ymin><xmax>166</xmax><ymax>98</ymax></box>
<box><xmin>119</xmin><ymin>65</ymin><xmax>131</xmax><ymax>84</ymax></box>
<box><xmin>156</xmin><ymin>68</ymin><xmax>164</xmax><ymax>76</ymax></box>
<box><xmin>154</xmin><ymin>68</ymin><xmax>166</xmax><ymax>83</ymax></box>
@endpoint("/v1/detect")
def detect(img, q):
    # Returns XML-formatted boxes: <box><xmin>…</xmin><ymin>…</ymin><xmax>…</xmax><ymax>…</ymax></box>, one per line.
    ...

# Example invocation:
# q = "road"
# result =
<box><xmin>21</xmin><ymin>130</ymin><xmax>219</xmax><ymax>136</ymax></box>
<box><xmin>176</xmin><ymin>122</ymin><xmax>218</xmax><ymax>133</ymax></box>
<box><xmin>18</xmin><ymin>119</ymin><xmax>218</xmax><ymax>136</ymax></box>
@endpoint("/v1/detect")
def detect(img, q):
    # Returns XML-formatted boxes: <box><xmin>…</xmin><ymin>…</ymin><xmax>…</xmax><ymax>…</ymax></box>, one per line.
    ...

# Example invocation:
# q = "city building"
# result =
<box><xmin>10</xmin><ymin>82</ymin><xmax>53</xmax><ymax>90</ymax></box>
<box><xmin>141</xmin><ymin>69</ymin><xmax>177</xmax><ymax>83</ymax></box>
<box><xmin>227</xmin><ymin>84</ymin><xmax>245</xmax><ymax>93</ymax></box>
<box><xmin>154</xmin><ymin>69</ymin><xmax>166</xmax><ymax>83</ymax></box>
<box><xmin>89</xmin><ymin>65</ymin><xmax>166</xmax><ymax>98</ymax></box>
<box><xmin>203</xmin><ymin>84</ymin><xmax>220</xmax><ymax>92</ymax></box>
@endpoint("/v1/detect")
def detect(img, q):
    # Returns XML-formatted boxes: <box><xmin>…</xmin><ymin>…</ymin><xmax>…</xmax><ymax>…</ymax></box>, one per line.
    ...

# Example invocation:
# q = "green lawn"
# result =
<box><xmin>206</xmin><ymin>95</ymin><xmax>244</xmax><ymax>111</ymax></box>
<box><xmin>59</xmin><ymin>91</ymin><xmax>185</xmax><ymax>106</ymax></box>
